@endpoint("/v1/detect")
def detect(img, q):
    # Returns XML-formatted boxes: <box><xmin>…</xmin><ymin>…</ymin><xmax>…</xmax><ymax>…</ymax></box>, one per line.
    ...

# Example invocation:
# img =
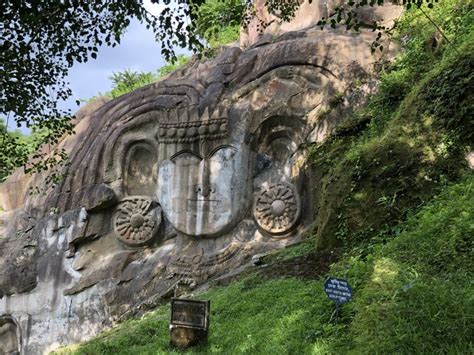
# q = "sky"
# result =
<box><xmin>64</xmin><ymin>19</ymin><xmax>166</xmax><ymax>110</ymax></box>
<box><xmin>62</xmin><ymin>1</ymin><xmax>189</xmax><ymax>113</ymax></box>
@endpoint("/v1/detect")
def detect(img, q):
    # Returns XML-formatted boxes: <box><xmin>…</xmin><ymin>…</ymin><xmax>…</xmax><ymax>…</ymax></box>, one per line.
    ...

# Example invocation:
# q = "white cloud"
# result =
<box><xmin>63</xmin><ymin>19</ymin><xmax>165</xmax><ymax>112</ymax></box>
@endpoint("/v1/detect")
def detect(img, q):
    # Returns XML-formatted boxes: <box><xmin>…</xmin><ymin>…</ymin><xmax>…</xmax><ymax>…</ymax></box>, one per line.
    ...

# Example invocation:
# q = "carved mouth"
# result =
<box><xmin>187</xmin><ymin>199</ymin><xmax>221</xmax><ymax>207</ymax></box>
<box><xmin>188</xmin><ymin>199</ymin><xmax>220</xmax><ymax>203</ymax></box>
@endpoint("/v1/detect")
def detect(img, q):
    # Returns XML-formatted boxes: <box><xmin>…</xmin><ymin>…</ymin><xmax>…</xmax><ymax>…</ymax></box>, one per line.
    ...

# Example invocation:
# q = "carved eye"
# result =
<box><xmin>209</xmin><ymin>146</ymin><xmax>237</xmax><ymax>163</ymax></box>
<box><xmin>170</xmin><ymin>150</ymin><xmax>202</xmax><ymax>166</ymax></box>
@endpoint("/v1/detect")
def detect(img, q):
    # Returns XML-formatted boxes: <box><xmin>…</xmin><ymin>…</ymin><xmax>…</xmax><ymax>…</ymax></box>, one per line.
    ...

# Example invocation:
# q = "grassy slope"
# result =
<box><xmin>312</xmin><ymin>0</ymin><xmax>473</xmax><ymax>251</ymax></box>
<box><xmin>56</xmin><ymin>177</ymin><xmax>474</xmax><ymax>354</ymax></box>
<box><xmin>57</xmin><ymin>1</ymin><xmax>473</xmax><ymax>354</ymax></box>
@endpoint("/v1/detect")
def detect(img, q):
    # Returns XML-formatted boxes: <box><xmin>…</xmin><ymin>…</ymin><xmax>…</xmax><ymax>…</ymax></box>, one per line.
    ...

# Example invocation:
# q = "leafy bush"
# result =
<box><xmin>158</xmin><ymin>54</ymin><xmax>190</xmax><ymax>77</ymax></box>
<box><xmin>349</xmin><ymin>177</ymin><xmax>474</xmax><ymax>354</ymax></box>
<box><xmin>107</xmin><ymin>69</ymin><xmax>158</xmax><ymax>99</ymax></box>
<box><xmin>193</xmin><ymin>0</ymin><xmax>244</xmax><ymax>47</ymax></box>
<box><xmin>0</xmin><ymin>119</ymin><xmax>48</xmax><ymax>182</ymax></box>
<box><xmin>100</xmin><ymin>55</ymin><xmax>190</xmax><ymax>99</ymax></box>
<box><xmin>310</xmin><ymin>0</ymin><xmax>474</xmax><ymax>250</ymax></box>
<box><xmin>420</xmin><ymin>39</ymin><xmax>474</xmax><ymax>140</ymax></box>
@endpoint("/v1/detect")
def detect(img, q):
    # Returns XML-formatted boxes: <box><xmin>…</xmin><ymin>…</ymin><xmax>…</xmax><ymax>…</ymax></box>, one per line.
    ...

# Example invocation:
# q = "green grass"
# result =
<box><xmin>57</xmin><ymin>177</ymin><xmax>474</xmax><ymax>354</ymax></box>
<box><xmin>347</xmin><ymin>176</ymin><xmax>474</xmax><ymax>354</ymax></box>
<box><xmin>267</xmin><ymin>233</ymin><xmax>318</xmax><ymax>262</ymax></box>
<box><xmin>56</xmin><ymin>278</ymin><xmax>334</xmax><ymax>354</ymax></box>
<box><xmin>310</xmin><ymin>0</ymin><xmax>473</xmax><ymax>250</ymax></box>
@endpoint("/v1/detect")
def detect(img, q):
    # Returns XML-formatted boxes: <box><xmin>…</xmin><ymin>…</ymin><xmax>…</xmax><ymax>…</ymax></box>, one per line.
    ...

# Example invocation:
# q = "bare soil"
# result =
<box><xmin>257</xmin><ymin>249</ymin><xmax>340</xmax><ymax>280</ymax></box>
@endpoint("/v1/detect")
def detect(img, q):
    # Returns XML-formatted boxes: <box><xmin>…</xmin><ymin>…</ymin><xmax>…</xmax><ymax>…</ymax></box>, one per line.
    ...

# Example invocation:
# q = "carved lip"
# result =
<box><xmin>188</xmin><ymin>199</ymin><xmax>221</xmax><ymax>202</ymax></box>
<box><xmin>188</xmin><ymin>199</ymin><xmax>221</xmax><ymax>206</ymax></box>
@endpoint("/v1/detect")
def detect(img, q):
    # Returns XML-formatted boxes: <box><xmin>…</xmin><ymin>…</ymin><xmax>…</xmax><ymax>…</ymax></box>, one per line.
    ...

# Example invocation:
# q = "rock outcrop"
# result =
<box><xmin>0</xmin><ymin>2</ymin><xmax>402</xmax><ymax>353</ymax></box>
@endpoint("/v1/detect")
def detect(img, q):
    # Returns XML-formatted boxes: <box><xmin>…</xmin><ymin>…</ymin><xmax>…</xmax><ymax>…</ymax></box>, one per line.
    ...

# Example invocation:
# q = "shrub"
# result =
<box><xmin>193</xmin><ymin>0</ymin><xmax>244</xmax><ymax>47</ymax></box>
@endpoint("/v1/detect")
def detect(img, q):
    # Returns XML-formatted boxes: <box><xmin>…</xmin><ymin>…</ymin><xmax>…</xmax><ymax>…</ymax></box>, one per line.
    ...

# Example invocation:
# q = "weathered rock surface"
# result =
<box><xmin>241</xmin><ymin>0</ymin><xmax>402</xmax><ymax>48</ymax></box>
<box><xmin>0</xmin><ymin>2</ymin><xmax>402</xmax><ymax>353</ymax></box>
<box><xmin>0</xmin><ymin>316</ymin><xmax>20</xmax><ymax>354</ymax></box>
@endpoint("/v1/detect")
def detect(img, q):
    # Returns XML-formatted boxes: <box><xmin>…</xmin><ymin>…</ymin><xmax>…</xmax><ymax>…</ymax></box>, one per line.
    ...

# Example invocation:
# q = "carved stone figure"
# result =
<box><xmin>157</xmin><ymin>108</ymin><xmax>251</xmax><ymax>237</ymax></box>
<box><xmin>0</xmin><ymin>317</ymin><xmax>20</xmax><ymax>355</ymax></box>
<box><xmin>114</xmin><ymin>196</ymin><xmax>162</xmax><ymax>246</ymax></box>
<box><xmin>0</xmin><ymin>1</ymin><xmax>402</xmax><ymax>352</ymax></box>
<box><xmin>254</xmin><ymin>182</ymin><xmax>301</xmax><ymax>235</ymax></box>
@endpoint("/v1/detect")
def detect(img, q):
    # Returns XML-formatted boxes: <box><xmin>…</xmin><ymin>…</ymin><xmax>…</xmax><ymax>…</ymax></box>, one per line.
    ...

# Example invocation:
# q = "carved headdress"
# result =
<box><xmin>158</xmin><ymin>106</ymin><xmax>229</xmax><ymax>158</ymax></box>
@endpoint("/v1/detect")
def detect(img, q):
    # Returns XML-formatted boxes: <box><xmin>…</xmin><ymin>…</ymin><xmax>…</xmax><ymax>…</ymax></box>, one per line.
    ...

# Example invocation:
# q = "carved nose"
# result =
<box><xmin>196</xmin><ymin>158</ymin><xmax>212</xmax><ymax>198</ymax></box>
<box><xmin>200</xmin><ymin>184</ymin><xmax>211</xmax><ymax>197</ymax></box>
<box><xmin>194</xmin><ymin>184</ymin><xmax>216</xmax><ymax>198</ymax></box>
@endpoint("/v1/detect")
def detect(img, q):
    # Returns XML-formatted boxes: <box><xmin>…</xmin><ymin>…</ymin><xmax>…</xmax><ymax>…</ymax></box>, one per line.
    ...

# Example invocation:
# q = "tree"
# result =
<box><xmin>1</xmin><ymin>0</ymin><xmax>201</xmax><ymax>183</ymax></box>
<box><xmin>1</xmin><ymin>0</ymin><xmax>441</xmax><ymax>183</ymax></box>
<box><xmin>100</xmin><ymin>56</ymin><xmax>191</xmax><ymax>99</ymax></box>
<box><xmin>0</xmin><ymin>118</ymin><xmax>47</xmax><ymax>182</ymax></box>
<box><xmin>0</xmin><ymin>119</ymin><xmax>29</xmax><ymax>182</ymax></box>
<box><xmin>193</xmin><ymin>0</ymin><xmax>245</xmax><ymax>47</ymax></box>
<box><xmin>107</xmin><ymin>69</ymin><xmax>159</xmax><ymax>99</ymax></box>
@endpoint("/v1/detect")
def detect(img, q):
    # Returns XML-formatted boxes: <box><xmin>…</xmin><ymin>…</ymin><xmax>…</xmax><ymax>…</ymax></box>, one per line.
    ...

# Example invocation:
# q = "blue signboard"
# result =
<box><xmin>324</xmin><ymin>277</ymin><xmax>353</xmax><ymax>305</ymax></box>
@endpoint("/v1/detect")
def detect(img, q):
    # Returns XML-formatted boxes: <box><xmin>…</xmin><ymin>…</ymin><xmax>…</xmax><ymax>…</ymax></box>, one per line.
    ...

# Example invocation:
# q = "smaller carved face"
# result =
<box><xmin>0</xmin><ymin>318</ymin><xmax>19</xmax><ymax>354</ymax></box>
<box><xmin>158</xmin><ymin>145</ymin><xmax>249</xmax><ymax>237</ymax></box>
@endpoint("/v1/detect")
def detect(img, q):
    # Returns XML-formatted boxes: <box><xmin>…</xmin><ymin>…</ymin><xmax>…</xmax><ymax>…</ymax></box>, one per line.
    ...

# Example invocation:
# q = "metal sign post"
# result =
<box><xmin>323</xmin><ymin>277</ymin><xmax>353</xmax><ymax>322</ymax></box>
<box><xmin>170</xmin><ymin>298</ymin><xmax>210</xmax><ymax>349</ymax></box>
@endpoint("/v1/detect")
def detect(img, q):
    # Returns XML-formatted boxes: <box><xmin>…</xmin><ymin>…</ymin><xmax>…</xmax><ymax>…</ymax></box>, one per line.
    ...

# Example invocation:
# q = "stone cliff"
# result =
<box><xmin>0</xmin><ymin>2</ymin><xmax>402</xmax><ymax>353</ymax></box>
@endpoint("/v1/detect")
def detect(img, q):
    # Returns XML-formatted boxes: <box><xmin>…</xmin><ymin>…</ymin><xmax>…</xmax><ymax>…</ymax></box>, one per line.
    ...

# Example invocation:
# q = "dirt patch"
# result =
<box><xmin>258</xmin><ymin>249</ymin><xmax>340</xmax><ymax>280</ymax></box>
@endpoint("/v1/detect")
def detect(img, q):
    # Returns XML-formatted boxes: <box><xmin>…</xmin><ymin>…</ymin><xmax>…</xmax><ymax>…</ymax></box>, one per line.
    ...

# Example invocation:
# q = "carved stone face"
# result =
<box><xmin>158</xmin><ymin>144</ymin><xmax>249</xmax><ymax>237</ymax></box>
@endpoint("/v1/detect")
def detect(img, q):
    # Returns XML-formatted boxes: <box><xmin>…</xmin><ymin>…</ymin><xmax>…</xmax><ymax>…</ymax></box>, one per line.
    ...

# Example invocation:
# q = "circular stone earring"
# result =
<box><xmin>253</xmin><ymin>182</ymin><xmax>301</xmax><ymax>235</ymax></box>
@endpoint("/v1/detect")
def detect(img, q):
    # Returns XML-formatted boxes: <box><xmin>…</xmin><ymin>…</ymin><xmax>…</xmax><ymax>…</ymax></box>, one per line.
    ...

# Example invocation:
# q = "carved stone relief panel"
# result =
<box><xmin>254</xmin><ymin>116</ymin><xmax>305</xmax><ymax>165</ymax></box>
<box><xmin>0</xmin><ymin>317</ymin><xmax>20</xmax><ymax>355</ymax></box>
<box><xmin>265</xmin><ymin>136</ymin><xmax>295</xmax><ymax>163</ymax></box>
<box><xmin>254</xmin><ymin>182</ymin><xmax>301</xmax><ymax>235</ymax></box>
<box><xmin>167</xmin><ymin>242</ymin><xmax>245</xmax><ymax>285</ymax></box>
<box><xmin>113</xmin><ymin>196</ymin><xmax>162</xmax><ymax>246</ymax></box>
<box><xmin>157</xmin><ymin>117</ymin><xmax>228</xmax><ymax>144</ymax></box>
<box><xmin>249</xmin><ymin>115</ymin><xmax>305</xmax><ymax>237</ymax></box>
<box><xmin>124</xmin><ymin>143</ymin><xmax>157</xmax><ymax>197</ymax></box>
<box><xmin>157</xmin><ymin>107</ymin><xmax>251</xmax><ymax>238</ymax></box>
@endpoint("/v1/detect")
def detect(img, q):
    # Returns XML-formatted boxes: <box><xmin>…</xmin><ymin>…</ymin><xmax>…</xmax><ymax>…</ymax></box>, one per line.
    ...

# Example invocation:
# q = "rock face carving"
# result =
<box><xmin>114</xmin><ymin>197</ymin><xmax>162</xmax><ymax>246</ymax></box>
<box><xmin>0</xmin><ymin>317</ymin><xmax>20</xmax><ymax>354</ymax></box>
<box><xmin>0</xmin><ymin>2</ymin><xmax>403</xmax><ymax>353</ymax></box>
<box><xmin>124</xmin><ymin>143</ymin><xmax>157</xmax><ymax>196</ymax></box>
<box><xmin>157</xmin><ymin>108</ymin><xmax>250</xmax><ymax>237</ymax></box>
<box><xmin>157</xmin><ymin>112</ymin><xmax>228</xmax><ymax>144</ymax></box>
<box><xmin>254</xmin><ymin>182</ymin><xmax>301</xmax><ymax>235</ymax></box>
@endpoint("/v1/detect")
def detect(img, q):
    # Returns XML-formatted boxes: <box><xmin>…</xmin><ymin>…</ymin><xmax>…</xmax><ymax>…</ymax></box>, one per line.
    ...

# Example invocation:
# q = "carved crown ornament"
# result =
<box><xmin>158</xmin><ymin>106</ymin><xmax>229</xmax><ymax>144</ymax></box>
<box><xmin>113</xmin><ymin>196</ymin><xmax>162</xmax><ymax>246</ymax></box>
<box><xmin>253</xmin><ymin>182</ymin><xmax>301</xmax><ymax>235</ymax></box>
